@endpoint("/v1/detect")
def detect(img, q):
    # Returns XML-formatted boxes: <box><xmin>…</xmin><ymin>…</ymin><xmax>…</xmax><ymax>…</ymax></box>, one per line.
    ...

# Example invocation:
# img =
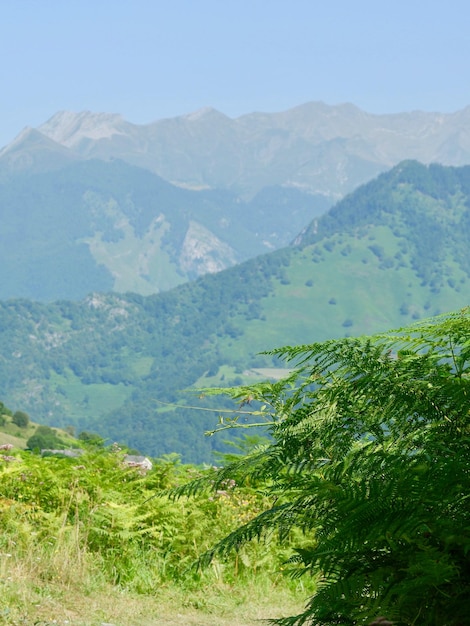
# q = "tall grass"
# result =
<box><xmin>0</xmin><ymin>448</ymin><xmax>312</xmax><ymax>625</ymax></box>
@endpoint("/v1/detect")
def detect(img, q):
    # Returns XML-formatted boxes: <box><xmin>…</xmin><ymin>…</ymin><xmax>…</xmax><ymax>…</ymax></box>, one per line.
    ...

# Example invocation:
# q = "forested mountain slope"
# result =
<box><xmin>0</xmin><ymin>161</ymin><xmax>469</xmax><ymax>461</ymax></box>
<box><xmin>0</xmin><ymin>159</ymin><xmax>328</xmax><ymax>300</ymax></box>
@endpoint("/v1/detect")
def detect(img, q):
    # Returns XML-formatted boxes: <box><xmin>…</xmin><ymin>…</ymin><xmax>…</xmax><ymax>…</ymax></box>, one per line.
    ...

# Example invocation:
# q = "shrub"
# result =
<box><xmin>12</xmin><ymin>410</ymin><xmax>30</xmax><ymax>428</ymax></box>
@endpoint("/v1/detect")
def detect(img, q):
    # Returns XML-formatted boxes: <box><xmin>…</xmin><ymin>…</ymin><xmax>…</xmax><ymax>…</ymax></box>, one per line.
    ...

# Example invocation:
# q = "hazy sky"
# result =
<box><xmin>1</xmin><ymin>0</ymin><xmax>469</xmax><ymax>148</ymax></box>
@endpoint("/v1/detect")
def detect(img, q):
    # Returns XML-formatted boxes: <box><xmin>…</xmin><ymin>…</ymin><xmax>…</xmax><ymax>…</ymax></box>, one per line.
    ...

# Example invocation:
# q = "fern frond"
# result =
<box><xmin>184</xmin><ymin>309</ymin><xmax>470</xmax><ymax>625</ymax></box>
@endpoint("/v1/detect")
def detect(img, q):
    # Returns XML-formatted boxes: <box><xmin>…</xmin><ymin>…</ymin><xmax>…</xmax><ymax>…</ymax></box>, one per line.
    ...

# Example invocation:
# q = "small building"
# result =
<box><xmin>123</xmin><ymin>455</ymin><xmax>153</xmax><ymax>472</ymax></box>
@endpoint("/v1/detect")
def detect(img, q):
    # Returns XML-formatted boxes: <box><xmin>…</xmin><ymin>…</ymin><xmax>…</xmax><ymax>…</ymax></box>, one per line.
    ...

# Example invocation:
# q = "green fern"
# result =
<box><xmin>179</xmin><ymin>309</ymin><xmax>470</xmax><ymax>625</ymax></box>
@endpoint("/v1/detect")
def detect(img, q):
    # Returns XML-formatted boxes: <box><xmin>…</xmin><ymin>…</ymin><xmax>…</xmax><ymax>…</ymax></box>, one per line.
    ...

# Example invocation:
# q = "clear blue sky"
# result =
<box><xmin>1</xmin><ymin>0</ymin><xmax>469</xmax><ymax>148</ymax></box>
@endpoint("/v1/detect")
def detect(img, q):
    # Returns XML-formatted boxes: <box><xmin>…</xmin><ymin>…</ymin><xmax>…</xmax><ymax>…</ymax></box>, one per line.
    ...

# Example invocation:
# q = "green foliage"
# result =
<box><xmin>0</xmin><ymin>400</ymin><xmax>13</xmax><ymax>416</ymax></box>
<box><xmin>78</xmin><ymin>430</ymin><xmax>106</xmax><ymax>447</ymax></box>
<box><xmin>300</xmin><ymin>160</ymin><xmax>470</xmax><ymax>284</ymax></box>
<box><xmin>0</xmin><ymin>446</ymin><xmax>301</xmax><ymax>604</ymax></box>
<box><xmin>12</xmin><ymin>410</ymin><xmax>30</xmax><ymax>428</ymax></box>
<box><xmin>214</xmin><ymin>433</ymin><xmax>273</xmax><ymax>465</ymax></box>
<box><xmin>0</xmin><ymin>251</ymin><xmax>283</xmax><ymax>461</ymax></box>
<box><xmin>1</xmin><ymin>161</ymin><xmax>470</xmax><ymax>462</ymax></box>
<box><xmin>183</xmin><ymin>309</ymin><xmax>470</xmax><ymax>625</ymax></box>
<box><xmin>26</xmin><ymin>425</ymin><xmax>65</xmax><ymax>452</ymax></box>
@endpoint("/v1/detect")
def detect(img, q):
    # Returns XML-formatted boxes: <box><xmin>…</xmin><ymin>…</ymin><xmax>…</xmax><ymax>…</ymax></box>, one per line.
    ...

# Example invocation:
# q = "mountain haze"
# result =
<box><xmin>0</xmin><ymin>126</ymin><xmax>81</xmax><ymax>176</ymax></box>
<box><xmin>0</xmin><ymin>159</ymin><xmax>328</xmax><ymax>300</ymax></box>
<box><xmin>1</xmin><ymin>161</ymin><xmax>469</xmax><ymax>461</ymax></box>
<box><xmin>2</xmin><ymin>102</ymin><xmax>470</xmax><ymax>199</ymax></box>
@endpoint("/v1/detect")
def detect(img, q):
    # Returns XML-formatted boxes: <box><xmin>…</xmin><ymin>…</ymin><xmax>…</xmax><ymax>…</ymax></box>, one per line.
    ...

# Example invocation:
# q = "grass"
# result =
<box><xmin>84</xmin><ymin>210</ymin><xmax>185</xmax><ymax>295</ymax></box>
<box><xmin>230</xmin><ymin>226</ymin><xmax>470</xmax><ymax>356</ymax></box>
<box><xmin>0</xmin><ymin>415</ymin><xmax>76</xmax><ymax>449</ymax></box>
<box><xmin>0</xmin><ymin>523</ymin><xmax>309</xmax><ymax>626</ymax></box>
<box><xmin>0</xmin><ymin>573</ymin><xmax>308</xmax><ymax>626</ymax></box>
<box><xmin>193</xmin><ymin>364</ymin><xmax>291</xmax><ymax>388</ymax></box>
<box><xmin>47</xmin><ymin>370</ymin><xmax>133</xmax><ymax>423</ymax></box>
<box><xmin>0</xmin><ymin>446</ymin><xmax>314</xmax><ymax>626</ymax></box>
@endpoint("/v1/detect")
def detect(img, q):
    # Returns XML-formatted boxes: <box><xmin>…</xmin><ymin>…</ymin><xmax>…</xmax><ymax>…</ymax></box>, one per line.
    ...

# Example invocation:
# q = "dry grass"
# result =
<box><xmin>0</xmin><ymin>580</ymin><xmax>306</xmax><ymax>626</ymax></box>
<box><xmin>0</xmin><ymin>555</ymin><xmax>308</xmax><ymax>626</ymax></box>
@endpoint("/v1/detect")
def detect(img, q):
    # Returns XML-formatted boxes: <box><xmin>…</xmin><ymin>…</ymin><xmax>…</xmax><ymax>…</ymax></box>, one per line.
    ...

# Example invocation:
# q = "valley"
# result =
<box><xmin>1</xmin><ymin>160</ymin><xmax>469</xmax><ymax>462</ymax></box>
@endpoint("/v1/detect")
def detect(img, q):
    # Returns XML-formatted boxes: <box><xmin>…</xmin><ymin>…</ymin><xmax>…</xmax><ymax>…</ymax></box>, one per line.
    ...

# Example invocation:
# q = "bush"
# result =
<box><xmin>12</xmin><ymin>410</ymin><xmax>30</xmax><ymax>428</ymax></box>
<box><xmin>27</xmin><ymin>425</ymin><xmax>63</xmax><ymax>452</ymax></box>
<box><xmin>0</xmin><ymin>401</ymin><xmax>12</xmax><ymax>417</ymax></box>
<box><xmin>78</xmin><ymin>431</ymin><xmax>105</xmax><ymax>447</ymax></box>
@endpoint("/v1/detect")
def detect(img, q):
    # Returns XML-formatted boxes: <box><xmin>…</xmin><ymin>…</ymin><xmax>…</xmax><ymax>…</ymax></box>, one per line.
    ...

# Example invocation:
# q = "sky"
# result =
<box><xmin>0</xmin><ymin>0</ymin><xmax>469</xmax><ymax>148</ymax></box>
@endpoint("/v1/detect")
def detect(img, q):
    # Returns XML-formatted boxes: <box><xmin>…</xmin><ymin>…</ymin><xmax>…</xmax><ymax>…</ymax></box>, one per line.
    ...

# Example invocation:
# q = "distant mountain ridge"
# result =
<box><xmin>2</xmin><ymin>102</ymin><xmax>470</xmax><ymax>198</ymax></box>
<box><xmin>0</xmin><ymin>127</ymin><xmax>81</xmax><ymax>174</ymax></box>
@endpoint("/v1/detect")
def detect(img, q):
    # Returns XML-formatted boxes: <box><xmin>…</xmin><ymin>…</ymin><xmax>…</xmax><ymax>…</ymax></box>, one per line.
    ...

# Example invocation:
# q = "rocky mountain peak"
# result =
<box><xmin>0</xmin><ymin>126</ymin><xmax>45</xmax><ymax>154</ymax></box>
<box><xmin>0</xmin><ymin>126</ymin><xmax>79</xmax><ymax>173</ymax></box>
<box><xmin>182</xmin><ymin>106</ymin><xmax>228</xmax><ymax>122</ymax></box>
<box><xmin>39</xmin><ymin>110</ymin><xmax>127</xmax><ymax>147</ymax></box>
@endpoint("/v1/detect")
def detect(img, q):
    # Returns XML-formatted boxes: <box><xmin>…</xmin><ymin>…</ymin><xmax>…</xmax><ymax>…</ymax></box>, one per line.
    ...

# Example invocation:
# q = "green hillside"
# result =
<box><xmin>0</xmin><ymin>161</ymin><xmax>469</xmax><ymax>461</ymax></box>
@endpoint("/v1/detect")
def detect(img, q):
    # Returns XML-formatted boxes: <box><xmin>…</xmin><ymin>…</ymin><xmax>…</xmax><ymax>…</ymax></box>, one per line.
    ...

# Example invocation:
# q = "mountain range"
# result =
<box><xmin>1</xmin><ymin>160</ymin><xmax>469</xmax><ymax>462</ymax></box>
<box><xmin>3</xmin><ymin>103</ymin><xmax>470</xmax><ymax>199</ymax></box>
<box><xmin>2</xmin><ymin>101</ymin><xmax>470</xmax><ymax>300</ymax></box>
